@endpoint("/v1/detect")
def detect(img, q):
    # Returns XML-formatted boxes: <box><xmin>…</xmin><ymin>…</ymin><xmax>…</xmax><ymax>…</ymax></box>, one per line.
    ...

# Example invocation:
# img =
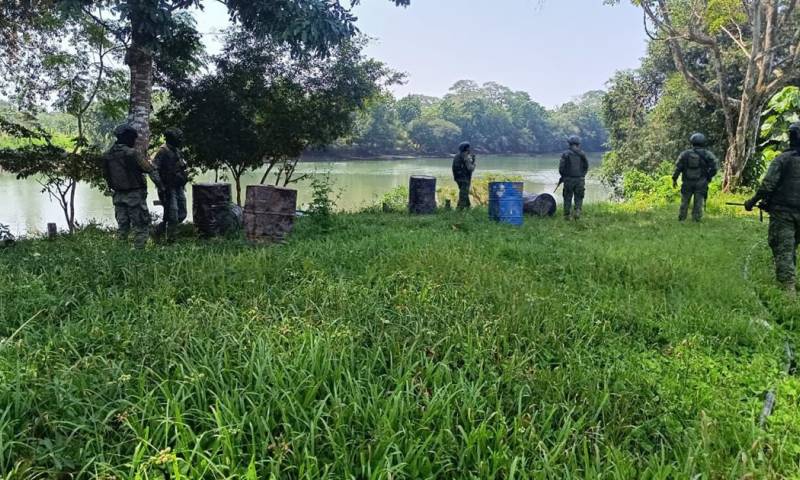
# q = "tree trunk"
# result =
<box><xmin>722</xmin><ymin>94</ymin><xmax>762</xmax><ymax>190</ymax></box>
<box><xmin>125</xmin><ymin>44</ymin><xmax>153</xmax><ymax>155</ymax></box>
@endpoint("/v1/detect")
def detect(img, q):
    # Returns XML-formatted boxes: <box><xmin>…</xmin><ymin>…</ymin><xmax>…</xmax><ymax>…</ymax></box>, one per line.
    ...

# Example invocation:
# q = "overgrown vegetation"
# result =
<box><xmin>1</xmin><ymin>204</ymin><xmax>799</xmax><ymax>478</ymax></box>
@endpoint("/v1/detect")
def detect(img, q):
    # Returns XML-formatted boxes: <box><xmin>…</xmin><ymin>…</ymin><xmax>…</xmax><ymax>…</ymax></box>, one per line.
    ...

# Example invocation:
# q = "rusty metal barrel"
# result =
<box><xmin>523</xmin><ymin>193</ymin><xmax>558</xmax><ymax>217</ymax></box>
<box><xmin>408</xmin><ymin>175</ymin><xmax>437</xmax><ymax>214</ymax></box>
<box><xmin>193</xmin><ymin>183</ymin><xmax>237</xmax><ymax>237</ymax></box>
<box><xmin>243</xmin><ymin>185</ymin><xmax>297</xmax><ymax>244</ymax></box>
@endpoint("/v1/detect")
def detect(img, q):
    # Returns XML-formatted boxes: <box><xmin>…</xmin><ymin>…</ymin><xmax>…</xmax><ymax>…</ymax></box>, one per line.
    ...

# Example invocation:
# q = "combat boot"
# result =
<box><xmin>573</xmin><ymin>208</ymin><xmax>582</xmax><ymax>220</ymax></box>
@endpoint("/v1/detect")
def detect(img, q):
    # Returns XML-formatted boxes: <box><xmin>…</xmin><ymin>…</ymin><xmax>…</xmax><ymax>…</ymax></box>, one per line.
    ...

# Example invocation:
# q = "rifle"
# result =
<box><xmin>726</xmin><ymin>201</ymin><xmax>768</xmax><ymax>222</ymax></box>
<box><xmin>554</xmin><ymin>177</ymin><xmax>564</xmax><ymax>193</ymax></box>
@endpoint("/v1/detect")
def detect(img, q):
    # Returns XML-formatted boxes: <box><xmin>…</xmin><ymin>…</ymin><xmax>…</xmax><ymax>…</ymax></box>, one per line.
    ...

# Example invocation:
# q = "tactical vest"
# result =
<box><xmin>683</xmin><ymin>149</ymin><xmax>707</xmax><ymax>181</ymax></box>
<box><xmin>562</xmin><ymin>150</ymin><xmax>587</xmax><ymax>178</ymax></box>
<box><xmin>452</xmin><ymin>152</ymin><xmax>472</xmax><ymax>179</ymax></box>
<box><xmin>771</xmin><ymin>151</ymin><xmax>800</xmax><ymax>209</ymax></box>
<box><xmin>103</xmin><ymin>144</ymin><xmax>146</xmax><ymax>192</ymax></box>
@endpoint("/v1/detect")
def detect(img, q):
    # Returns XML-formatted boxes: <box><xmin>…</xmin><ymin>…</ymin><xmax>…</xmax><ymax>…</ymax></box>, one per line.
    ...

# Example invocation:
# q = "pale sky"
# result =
<box><xmin>195</xmin><ymin>1</ymin><xmax>648</xmax><ymax>108</ymax></box>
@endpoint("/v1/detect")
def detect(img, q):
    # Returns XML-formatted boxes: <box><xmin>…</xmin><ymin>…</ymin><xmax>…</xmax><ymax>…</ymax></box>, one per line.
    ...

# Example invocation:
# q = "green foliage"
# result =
<box><xmin>0</xmin><ymin>205</ymin><xmax>798</xmax><ymax>477</ymax></box>
<box><xmin>305</xmin><ymin>174</ymin><xmax>338</xmax><ymax>231</ymax></box>
<box><xmin>758</xmin><ymin>86</ymin><xmax>800</xmax><ymax>175</ymax></box>
<box><xmin>157</xmin><ymin>30</ymin><xmax>396</xmax><ymax>204</ymax></box>
<box><xmin>336</xmin><ymin>81</ymin><xmax>608</xmax><ymax>156</ymax></box>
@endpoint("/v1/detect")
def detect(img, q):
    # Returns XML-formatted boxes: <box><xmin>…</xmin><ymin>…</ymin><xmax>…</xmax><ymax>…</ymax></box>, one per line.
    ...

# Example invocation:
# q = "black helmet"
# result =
<box><xmin>790</xmin><ymin>123</ymin><xmax>800</xmax><ymax>148</ymax></box>
<box><xmin>113</xmin><ymin>124</ymin><xmax>138</xmax><ymax>147</ymax></box>
<box><xmin>113</xmin><ymin>124</ymin><xmax>138</xmax><ymax>138</ymax></box>
<box><xmin>567</xmin><ymin>135</ymin><xmax>581</xmax><ymax>146</ymax></box>
<box><xmin>458</xmin><ymin>142</ymin><xmax>471</xmax><ymax>153</ymax></box>
<box><xmin>164</xmin><ymin>128</ymin><xmax>184</xmax><ymax>147</ymax></box>
<box><xmin>690</xmin><ymin>133</ymin><xmax>707</xmax><ymax>147</ymax></box>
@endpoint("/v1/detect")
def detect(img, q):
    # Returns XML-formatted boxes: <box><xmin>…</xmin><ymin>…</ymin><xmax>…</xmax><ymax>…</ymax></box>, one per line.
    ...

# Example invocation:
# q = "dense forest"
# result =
<box><xmin>327</xmin><ymin>81</ymin><xmax>608</xmax><ymax>156</ymax></box>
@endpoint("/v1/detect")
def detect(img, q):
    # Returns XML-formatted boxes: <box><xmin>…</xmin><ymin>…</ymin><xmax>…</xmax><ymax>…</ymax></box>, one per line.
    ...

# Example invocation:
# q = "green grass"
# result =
<box><xmin>1</xmin><ymin>203</ymin><xmax>799</xmax><ymax>479</ymax></box>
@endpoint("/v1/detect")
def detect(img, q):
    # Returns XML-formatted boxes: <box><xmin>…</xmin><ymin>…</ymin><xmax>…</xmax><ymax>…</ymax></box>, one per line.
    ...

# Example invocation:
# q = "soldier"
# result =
<box><xmin>672</xmin><ymin>133</ymin><xmax>718</xmax><ymax>222</ymax></box>
<box><xmin>102</xmin><ymin>124</ymin><xmax>162</xmax><ymax>249</ymax></box>
<box><xmin>745</xmin><ymin>122</ymin><xmax>800</xmax><ymax>298</ymax></box>
<box><xmin>559</xmin><ymin>135</ymin><xmax>589</xmax><ymax>220</ymax></box>
<box><xmin>452</xmin><ymin>141</ymin><xmax>476</xmax><ymax>210</ymax></box>
<box><xmin>153</xmin><ymin>128</ymin><xmax>189</xmax><ymax>242</ymax></box>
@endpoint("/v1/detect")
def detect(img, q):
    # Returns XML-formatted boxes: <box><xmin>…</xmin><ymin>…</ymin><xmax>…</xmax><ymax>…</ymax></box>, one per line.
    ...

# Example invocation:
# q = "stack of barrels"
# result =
<box><xmin>243</xmin><ymin>185</ymin><xmax>297</xmax><ymax>244</ymax></box>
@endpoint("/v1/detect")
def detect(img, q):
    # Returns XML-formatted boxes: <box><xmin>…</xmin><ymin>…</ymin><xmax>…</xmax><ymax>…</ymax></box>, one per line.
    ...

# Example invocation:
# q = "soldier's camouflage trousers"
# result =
<box><xmin>156</xmin><ymin>187</ymin><xmax>185</xmax><ymax>241</ymax></box>
<box><xmin>768</xmin><ymin>210</ymin><xmax>800</xmax><ymax>288</ymax></box>
<box><xmin>456</xmin><ymin>178</ymin><xmax>472</xmax><ymax>210</ymax></box>
<box><xmin>113</xmin><ymin>189</ymin><xmax>151</xmax><ymax>249</ymax></box>
<box><xmin>563</xmin><ymin>177</ymin><xmax>586</xmax><ymax>218</ymax></box>
<box><xmin>679</xmin><ymin>180</ymin><xmax>708</xmax><ymax>222</ymax></box>
<box><xmin>175</xmin><ymin>186</ymin><xmax>188</xmax><ymax>223</ymax></box>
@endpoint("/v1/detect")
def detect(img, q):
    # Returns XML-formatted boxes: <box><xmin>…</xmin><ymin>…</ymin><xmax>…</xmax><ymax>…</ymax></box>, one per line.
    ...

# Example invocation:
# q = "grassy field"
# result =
<box><xmin>1</xmin><ymin>203</ymin><xmax>799</xmax><ymax>479</ymax></box>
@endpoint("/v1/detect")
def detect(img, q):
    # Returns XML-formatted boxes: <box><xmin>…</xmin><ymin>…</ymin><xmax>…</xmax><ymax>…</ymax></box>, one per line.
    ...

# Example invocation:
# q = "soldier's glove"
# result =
<box><xmin>744</xmin><ymin>197</ymin><xmax>757</xmax><ymax>212</ymax></box>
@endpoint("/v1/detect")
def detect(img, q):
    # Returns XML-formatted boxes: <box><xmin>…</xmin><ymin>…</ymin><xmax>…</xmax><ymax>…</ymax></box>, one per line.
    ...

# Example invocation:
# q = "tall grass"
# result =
<box><xmin>0</xmin><ymin>205</ymin><xmax>798</xmax><ymax>478</ymax></box>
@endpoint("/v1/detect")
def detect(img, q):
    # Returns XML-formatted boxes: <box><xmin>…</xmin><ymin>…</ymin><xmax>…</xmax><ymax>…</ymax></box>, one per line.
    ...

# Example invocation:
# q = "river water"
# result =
<box><xmin>0</xmin><ymin>154</ymin><xmax>608</xmax><ymax>236</ymax></box>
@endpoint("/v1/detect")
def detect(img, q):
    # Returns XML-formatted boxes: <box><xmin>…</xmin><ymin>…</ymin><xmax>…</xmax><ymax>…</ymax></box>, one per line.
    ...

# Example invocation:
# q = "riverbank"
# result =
<box><xmin>1</xmin><ymin>204</ymin><xmax>799</xmax><ymax>478</ymax></box>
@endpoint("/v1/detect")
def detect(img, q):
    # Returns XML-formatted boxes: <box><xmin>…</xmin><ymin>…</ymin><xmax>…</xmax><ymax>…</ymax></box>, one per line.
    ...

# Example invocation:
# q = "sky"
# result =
<box><xmin>195</xmin><ymin>1</ymin><xmax>648</xmax><ymax>108</ymax></box>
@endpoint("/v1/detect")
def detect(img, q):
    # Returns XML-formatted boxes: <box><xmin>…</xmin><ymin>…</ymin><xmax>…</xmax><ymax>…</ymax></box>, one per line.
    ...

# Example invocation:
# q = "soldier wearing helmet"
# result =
<box><xmin>558</xmin><ymin>135</ymin><xmax>589</xmax><ymax>219</ymax></box>
<box><xmin>672</xmin><ymin>132</ymin><xmax>718</xmax><ymax>222</ymax></box>
<box><xmin>745</xmin><ymin>123</ymin><xmax>800</xmax><ymax>298</ymax></box>
<box><xmin>452</xmin><ymin>141</ymin><xmax>476</xmax><ymax>209</ymax></box>
<box><xmin>102</xmin><ymin>124</ymin><xmax>163</xmax><ymax>248</ymax></box>
<box><xmin>153</xmin><ymin>127</ymin><xmax>189</xmax><ymax>242</ymax></box>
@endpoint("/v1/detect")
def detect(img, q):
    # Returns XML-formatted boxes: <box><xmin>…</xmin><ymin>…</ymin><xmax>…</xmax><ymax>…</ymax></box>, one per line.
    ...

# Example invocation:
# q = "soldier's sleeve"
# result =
<box><xmin>136</xmin><ymin>150</ymin><xmax>164</xmax><ymax>190</ymax></box>
<box><xmin>673</xmin><ymin>152</ymin><xmax>685</xmax><ymax>181</ymax></box>
<box><xmin>757</xmin><ymin>154</ymin><xmax>787</xmax><ymax>196</ymax></box>
<box><xmin>558</xmin><ymin>153</ymin><xmax>568</xmax><ymax>177</ymax></box>
<box><xmin>580</xmin><ymin>153</ymin><xmax>589</xmax><ymax>176</ymax></box>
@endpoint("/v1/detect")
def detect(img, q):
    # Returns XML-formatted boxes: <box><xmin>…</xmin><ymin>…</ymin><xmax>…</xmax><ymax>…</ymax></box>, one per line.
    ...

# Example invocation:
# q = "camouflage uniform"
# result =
<box><xmin>153</xmin><ymin>142</ymin><xmax>189</xmax><ymax>241</ymax></box>
<box><xmin>102</xmin><ymin>129</ymin><xmax>161</xmax><ymax>249</ymax></box>
<box><xmin>746</xmin><ymin>135</ymin><xmax>800</xmax><ymax>295</ymax></box>
<box><xmin>453</xmin><ymin>145</ymin><xmax>476</xmax><ymax>210</ymax></box>
<box><xmin>559</xmin><ymin>145</ymin><xmax>589</xmax><ymax>219</ymax></box>
<box><xmin>673</xmin><ymin>148</ymin><xmax>718</xmax><ymax>222</ymax></box>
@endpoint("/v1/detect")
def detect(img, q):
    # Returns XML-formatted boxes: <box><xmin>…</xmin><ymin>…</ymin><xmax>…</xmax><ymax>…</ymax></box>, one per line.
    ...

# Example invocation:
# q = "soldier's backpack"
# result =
<box><xmin>684</xmin><ymin>150</ymin><xmax>705</xmax><ymax>181</ymax></box>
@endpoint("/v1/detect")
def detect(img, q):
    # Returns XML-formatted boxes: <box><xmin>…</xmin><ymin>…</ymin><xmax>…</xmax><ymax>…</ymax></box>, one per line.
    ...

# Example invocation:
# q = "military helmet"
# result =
<box><xmin>164</xmin><ymin>128</ymin><xmax>184</xmax><ymax>146</ymax></box>
<box><xmin>690</xmin><ymin>133</ymin><xmax>707</xmax><ymax>147</ymax></box>
<box><xmin>789</xmin><ymin>123</ymin><xmax>800</xmax><ymax>147</ymax></box>
<box><xmin>567</xmin><ymin>135</ymin><xmax>581</xmax><ymax>146</ymax></box>
<box><xmin>113</xmin><ymin>124</ymin><xmax>138</xmax><ymax>138</ymax></box>
<box><xmin>458</xmin><ymin>141</ymin><xmax>471</xmax><ymax>153</ymax></box>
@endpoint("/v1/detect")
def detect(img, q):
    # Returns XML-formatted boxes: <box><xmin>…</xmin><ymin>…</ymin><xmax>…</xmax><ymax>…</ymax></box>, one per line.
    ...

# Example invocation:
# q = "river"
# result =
<box><xmin>0</xmin><ymin>154</ymin><xmax>608</xmax><ymax>236</ymax></box>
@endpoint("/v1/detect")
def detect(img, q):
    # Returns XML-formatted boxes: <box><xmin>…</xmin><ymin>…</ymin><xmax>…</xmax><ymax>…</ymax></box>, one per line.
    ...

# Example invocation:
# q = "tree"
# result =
<box><xmin>1</xmin><ymin>0</ymin><xmax>411</xmax><ymax>155</ymax></box>
<box><xmin>408</xmin><ymin>118</ymin><xmax>462</xmax><ymax>154</ymax></box>
<box><xmin>0</xmin><ymin>14</ymin><xmax>123</xmax><ymax>233</ymax></box>
<box><xmin>158</xmin><ymin>31</ymin><xmax>396</xmax><ymax>204</ymax></box>
<box><xmin>611</xmin><ymin>0</ymin><xmax>800</xmax><ymax>190</ymax></box>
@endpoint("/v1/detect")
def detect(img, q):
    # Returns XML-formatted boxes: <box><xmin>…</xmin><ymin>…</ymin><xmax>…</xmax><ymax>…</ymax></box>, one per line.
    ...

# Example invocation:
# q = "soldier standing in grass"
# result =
<box><xmin>672</xmin><ymin>133</ymin><xmax>718</xmax><ymax>222</ymax></box>
<box><xmin>102</xmin><ymin>124</ymin><xmax>163</xmax><ymax>249</ymax></box>
<box><xmin>453</xmin><ymin>141</ymin><xmax>476</xmax><ymax>210</ymax></box>
<box><xmin>559</xmin><ymin>135</ymin><xmax>589</xmax><ymax>220</ymax></box>
<box><xmin>153</xmin><ymin>128</ymin><xmax>189</xmax><ymax>242</ymax></box>
<box><xmin>745</xmin><ymin>123</ymin><xmax>800</xmax><ymax>299</ymax></box>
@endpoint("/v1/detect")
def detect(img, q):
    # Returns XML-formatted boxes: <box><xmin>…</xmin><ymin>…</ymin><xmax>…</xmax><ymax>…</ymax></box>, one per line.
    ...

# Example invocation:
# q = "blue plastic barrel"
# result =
<box><xmin>488</xmin><ymin>182</ymin><xmax>524</xmax><ymax>226</ymax></box>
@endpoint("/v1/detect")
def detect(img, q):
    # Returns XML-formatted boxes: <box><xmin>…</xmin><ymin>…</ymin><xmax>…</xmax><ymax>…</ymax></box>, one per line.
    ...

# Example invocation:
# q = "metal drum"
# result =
<box><xmin>408</xmin><ymin>175</ymin><xmax>437</xmax><ymax>214</ymax></box>
<box><xmin>193</xmin><ymin>183</ymin><xmax>238</xmax><ymax>237</ymax></box>
<box><xmin>243</xmin><ymin>185</ymin><xmax>297</xmax><ymax>244</ymax></box>
<box><xmin>523</xmin><ymin>193</ymin><xmax>558</xmax><ymax>217</ymax></box>
<box><xmin>488</xmin><ymin>181</ymin><xmax>524</xmax><ymax>226</ymax></box>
